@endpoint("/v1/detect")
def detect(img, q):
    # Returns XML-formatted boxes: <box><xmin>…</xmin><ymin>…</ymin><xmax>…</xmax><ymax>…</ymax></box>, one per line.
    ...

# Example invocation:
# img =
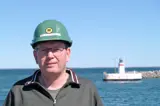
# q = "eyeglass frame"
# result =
<box><xmin>34</xmin><ymin>46</ymin><xmax>68</xmax><ymax>56</ymax></box>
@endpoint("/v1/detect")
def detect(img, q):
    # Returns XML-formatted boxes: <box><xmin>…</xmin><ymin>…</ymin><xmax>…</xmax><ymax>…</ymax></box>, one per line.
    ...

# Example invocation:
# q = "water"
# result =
<box><xmin>1</xmin><ymin>67</ymin><xmax>160</xmax><ymax>106</ymax></box>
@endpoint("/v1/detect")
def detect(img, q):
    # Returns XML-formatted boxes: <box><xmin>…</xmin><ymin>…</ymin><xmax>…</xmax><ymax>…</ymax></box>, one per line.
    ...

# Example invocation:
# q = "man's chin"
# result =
<box><xmin>45</xmin><ymin>67</ymin><xmax>60</xmax><ymax>73</ymax></box>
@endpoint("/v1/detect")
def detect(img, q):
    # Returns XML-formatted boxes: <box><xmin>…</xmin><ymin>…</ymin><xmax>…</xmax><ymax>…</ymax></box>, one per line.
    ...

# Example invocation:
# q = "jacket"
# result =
<box><xmin>3</xmin><ymin>69</ymin><xmax>104</xmax><ymax>106</ymax></box>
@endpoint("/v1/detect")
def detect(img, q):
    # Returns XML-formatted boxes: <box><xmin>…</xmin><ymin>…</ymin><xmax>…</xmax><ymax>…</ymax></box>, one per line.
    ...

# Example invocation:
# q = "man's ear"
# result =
<box><xmin>66</xmin><ymin>48</ymin><xmax>71</xmax><ymax>62</ymax></box>
<box><xmin>33</xmin><ymin>50</ymin><xmax>38</xmax><ymax>64</ymax></box>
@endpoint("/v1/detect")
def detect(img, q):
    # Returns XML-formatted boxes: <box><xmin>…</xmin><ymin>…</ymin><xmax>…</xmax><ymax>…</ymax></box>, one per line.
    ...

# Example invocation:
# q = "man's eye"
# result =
<box><xmin>41</xmin><ymin>49</ymin><xmax>48</xmax><ymax>51</ymax></box>
<box><xmin>53</xmin><ymin>49</ymin><xmax>59</xmax><ymax>52</ymax></box>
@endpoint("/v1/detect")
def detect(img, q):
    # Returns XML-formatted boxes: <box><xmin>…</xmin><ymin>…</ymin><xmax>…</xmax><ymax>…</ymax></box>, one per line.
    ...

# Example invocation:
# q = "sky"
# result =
<box><xmin>0</xmin><ymin>0</ymin><xmax>160</xmax><ymax>68</ymax></box>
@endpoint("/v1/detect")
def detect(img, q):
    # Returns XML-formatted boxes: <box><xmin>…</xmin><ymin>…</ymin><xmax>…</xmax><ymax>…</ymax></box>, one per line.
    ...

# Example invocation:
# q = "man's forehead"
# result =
<box><xmin>37</xmin><ymin>41</ymin><xmax>65</xmax><ymax>47</ymax></box>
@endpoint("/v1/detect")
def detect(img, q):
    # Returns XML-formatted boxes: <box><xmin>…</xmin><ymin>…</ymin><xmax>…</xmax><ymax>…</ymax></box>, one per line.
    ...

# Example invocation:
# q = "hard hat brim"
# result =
<box><xmin>31</xmin><ymin>36</ymin><xmax>72</xmax><ymax>49</ymax></box>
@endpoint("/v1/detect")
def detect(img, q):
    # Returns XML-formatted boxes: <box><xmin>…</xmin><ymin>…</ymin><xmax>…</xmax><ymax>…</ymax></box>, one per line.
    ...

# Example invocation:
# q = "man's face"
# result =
<box><xmin>34</xmin><ymin>41</ymin><xmax>71</xmax><ymax>74</ymax></box>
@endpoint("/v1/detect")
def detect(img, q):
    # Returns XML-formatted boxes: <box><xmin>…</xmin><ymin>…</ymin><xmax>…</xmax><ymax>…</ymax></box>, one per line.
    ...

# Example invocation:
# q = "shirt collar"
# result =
<box><xmin>25</xmin><ymin>68</ymin><xmax>79</xmax><ymax>86</ymax></box>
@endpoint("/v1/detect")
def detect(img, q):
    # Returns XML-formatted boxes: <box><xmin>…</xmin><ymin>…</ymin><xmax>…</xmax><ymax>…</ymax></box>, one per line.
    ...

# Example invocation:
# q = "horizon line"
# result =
<box><xmin>1</xmin><ymin>66</ymin><xmax>160</xmax><ymax>69</ymax></box>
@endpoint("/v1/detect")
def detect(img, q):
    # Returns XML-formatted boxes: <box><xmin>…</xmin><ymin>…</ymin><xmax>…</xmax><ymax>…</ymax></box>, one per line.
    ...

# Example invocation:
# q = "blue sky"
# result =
<box><xmin>0</xmin><ymin>0</ymin><xmax>160</xmax><ymax>68</ymax></box>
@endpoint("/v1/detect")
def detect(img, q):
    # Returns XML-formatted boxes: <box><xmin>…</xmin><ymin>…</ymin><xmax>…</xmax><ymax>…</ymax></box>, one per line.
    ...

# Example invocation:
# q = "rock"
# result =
<box><xmin>140</xmin><ymin>70</ymin><xmax>160</xmax><ymax>78</ymax></box>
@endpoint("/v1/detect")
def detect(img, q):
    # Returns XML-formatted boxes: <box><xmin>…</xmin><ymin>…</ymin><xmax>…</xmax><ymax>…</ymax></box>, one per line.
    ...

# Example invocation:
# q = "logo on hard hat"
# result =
<box><xmin>46</xmin><ymin>28</ymin><xmax>53</xmax><ymax>34</ymax></box>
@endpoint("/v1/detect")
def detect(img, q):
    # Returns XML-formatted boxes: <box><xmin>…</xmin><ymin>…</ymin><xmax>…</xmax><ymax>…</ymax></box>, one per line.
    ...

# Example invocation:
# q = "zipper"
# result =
<box><xmin>31</xmin><ymin>75</ymin><xmax>71</xmax><ymax>105</ymax></box>
<box><xmin>53</xmin><ymin>86</ymin><xmax>64</xmax><ymax>104</ymax></box>
<box><xmin>53</xmin><ymin>83</ymin><xmax>70</xmax><ymax>105</ymax></box>
<box><xmin>31</xmin><ymin>82</ymin><xmax>57</xmax><ymax>104</ymax></box>
<box><xmin>37</xmin><ymin>82</ymin><xmax>69</xmax><ymax>105</ymax></box>
<box><xmin>53</xmin><ymin>98</ymin><xmax>56</xmax><ymax>104</ymax></box>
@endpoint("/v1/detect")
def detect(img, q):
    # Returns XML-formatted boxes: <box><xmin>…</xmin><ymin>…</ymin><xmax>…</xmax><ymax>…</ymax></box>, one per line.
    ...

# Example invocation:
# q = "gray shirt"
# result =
<box><xmin>47</xmin><ymin>89</ymin><xmax>60</xmax><ymax>99</ymax></box>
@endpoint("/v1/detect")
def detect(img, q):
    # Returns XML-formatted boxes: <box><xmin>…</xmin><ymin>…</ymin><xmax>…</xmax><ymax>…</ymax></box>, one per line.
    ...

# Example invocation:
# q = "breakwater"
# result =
<box><xmin>103</xmin><ymin>70</ymin><xmax>160</xmax><ymax>79</ymax></box>
<box><xmin>140</xmin><ymin>70</ymin><xmax>160</xmax><ymax>78</ymax></box>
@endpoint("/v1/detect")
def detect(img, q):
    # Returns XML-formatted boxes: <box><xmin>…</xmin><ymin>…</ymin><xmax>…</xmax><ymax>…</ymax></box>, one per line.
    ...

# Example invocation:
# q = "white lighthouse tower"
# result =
<box><xmin>118</xmin><ymin>58</ymin><xmax>125</xmax><ymax>74</ymax></box>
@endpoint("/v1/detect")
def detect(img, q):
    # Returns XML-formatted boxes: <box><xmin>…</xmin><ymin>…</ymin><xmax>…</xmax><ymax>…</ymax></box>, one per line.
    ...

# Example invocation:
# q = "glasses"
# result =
<box><xmin>36</xmin><ymin>47</ymin><xmax>66</xmax><ymax>56</ymax></box>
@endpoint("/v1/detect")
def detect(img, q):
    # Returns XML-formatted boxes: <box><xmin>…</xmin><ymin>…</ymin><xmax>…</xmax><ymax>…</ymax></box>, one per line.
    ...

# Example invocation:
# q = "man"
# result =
<box><xmin>3</xmin><ymin>20</ymin><xmax>104</xmax><ymax>106</ymax></box>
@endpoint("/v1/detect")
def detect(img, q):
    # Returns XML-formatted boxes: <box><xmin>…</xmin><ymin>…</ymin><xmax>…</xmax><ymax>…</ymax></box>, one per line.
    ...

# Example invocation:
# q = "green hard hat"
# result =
<box><xmin>31</xmin><ymin>20</ymin><xmax>72</xmax><ymax>48</ymax></box>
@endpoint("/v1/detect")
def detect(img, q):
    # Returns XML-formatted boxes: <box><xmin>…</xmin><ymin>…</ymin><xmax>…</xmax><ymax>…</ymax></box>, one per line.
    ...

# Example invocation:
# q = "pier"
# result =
<box><xmin>103</xmin><ymin>70</ymin><xmax>160</xmax><ymax>81</ymax></box>
<box><xmin>140</xmin><ymin>70</ymin><xmax>160</xmax><ymax>78</ymax></box>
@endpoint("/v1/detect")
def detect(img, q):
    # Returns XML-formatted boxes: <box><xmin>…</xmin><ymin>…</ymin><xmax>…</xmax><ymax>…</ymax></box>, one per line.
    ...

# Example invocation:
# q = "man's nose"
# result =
<box><xmin>47</xmin><ymin>50</ymin><xmax>55</xmax><ymax>59</ymax></box>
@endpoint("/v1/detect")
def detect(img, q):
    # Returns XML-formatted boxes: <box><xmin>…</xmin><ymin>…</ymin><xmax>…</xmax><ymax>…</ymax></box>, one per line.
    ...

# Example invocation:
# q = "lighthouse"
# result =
<box><xmin>118</xmin><ymin>58</ymin><xmax>125</xmax><ymax>74</ymax></box>
<box><xmin>103</xmin><ymin>58</ymin><xmax>142</xmax><ymax>81</ymax></box>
